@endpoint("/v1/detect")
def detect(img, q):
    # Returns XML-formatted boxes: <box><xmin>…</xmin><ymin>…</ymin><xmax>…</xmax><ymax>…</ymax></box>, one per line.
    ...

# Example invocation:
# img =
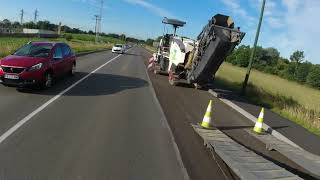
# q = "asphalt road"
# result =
<box><xmin>1</xmin><ymin>46</ymin><xmax>316</xmax><ymax>180</ymax></box>
<box><xmin>0</xmin><ymin>48</ymin><xmax>187</xmax><ymax>179</ymax></box>
<box><xmin>141</xmin><ymin>48</ymin><xmax>317</xmax><ymax>180</ymax></box>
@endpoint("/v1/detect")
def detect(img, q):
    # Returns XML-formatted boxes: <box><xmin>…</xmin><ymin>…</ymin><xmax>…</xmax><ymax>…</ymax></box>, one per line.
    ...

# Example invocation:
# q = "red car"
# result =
<box><xmin>0</xmin><ymin>42</ymin><xmax>76</xmax><ymax>88</ymax></box>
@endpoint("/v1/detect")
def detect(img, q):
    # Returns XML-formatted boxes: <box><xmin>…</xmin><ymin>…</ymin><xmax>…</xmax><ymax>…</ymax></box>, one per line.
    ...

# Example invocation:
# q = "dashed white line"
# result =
<box><xmin>0</xmin><ymin>54</ymin><xmax>122</xmax><ymax>144</ymax></box>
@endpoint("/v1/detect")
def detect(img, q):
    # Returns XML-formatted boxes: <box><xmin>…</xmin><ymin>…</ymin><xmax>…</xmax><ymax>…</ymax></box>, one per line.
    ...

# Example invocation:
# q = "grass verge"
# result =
<box><xmin>215</xmin><ymin>62</ymin><xmax>320</xmax><ymax>136</ymax></box>
<box><xmin>0</xmin><ymin>34</ymin><xmax>123</xmax><ymax>58</ymax></box>
<box><xmin>143</xmin><ymin>45</ymin><xmax>156</xmax><ymax>53</ymax></box>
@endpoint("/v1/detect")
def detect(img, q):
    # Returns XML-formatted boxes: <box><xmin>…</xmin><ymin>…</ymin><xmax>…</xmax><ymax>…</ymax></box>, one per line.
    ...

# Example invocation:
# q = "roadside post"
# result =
<box><xmin>241</xmin><ymin>0</ymin><xmax>266</xmax><ymax>95</ymax></box>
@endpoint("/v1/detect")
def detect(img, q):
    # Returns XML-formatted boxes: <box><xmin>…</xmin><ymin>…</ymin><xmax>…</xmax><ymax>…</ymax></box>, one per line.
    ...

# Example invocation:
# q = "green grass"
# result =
<box><xmin>0</xmin><ymin>34</ymin><xmax>124</xmax><ymax>58</ymax></box>
<box><xmin>215</xmin><ymin>62</ymin><xmax>320</xmax><ymax>136</ymax></box>
<box><xmin>65</xmin><ymin>33</ymin><xmax>125</xmax><ymax>44</ymax></box>
<box><xmin>143</xmin><ymin>45</ymin><xmax>156</xmax><ymax>53</ymax></box>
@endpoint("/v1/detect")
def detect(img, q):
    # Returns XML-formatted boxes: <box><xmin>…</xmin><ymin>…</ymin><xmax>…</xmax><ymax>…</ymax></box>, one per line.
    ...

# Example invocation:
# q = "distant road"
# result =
<box><xmin>0</xmin><ymin>48</ymin><xmax>186</xmax><ymax>179</ymax></box>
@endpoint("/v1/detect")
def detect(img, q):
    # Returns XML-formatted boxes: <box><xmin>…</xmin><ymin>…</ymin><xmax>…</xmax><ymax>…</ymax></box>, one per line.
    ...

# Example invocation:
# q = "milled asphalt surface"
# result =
<box><xmin>0</xmin><ymin>48</ymin><xmax>186</xmax><ymax>179</ymax></box>
<box><xmin>140</xmin><ymin>47</ymin><xmax>318</xmax><ymax>180</ymax></box>
<box><xmin>212</xmin><ymin>88</ymin><xmax>320</xmax><ymax>155</ymax></box>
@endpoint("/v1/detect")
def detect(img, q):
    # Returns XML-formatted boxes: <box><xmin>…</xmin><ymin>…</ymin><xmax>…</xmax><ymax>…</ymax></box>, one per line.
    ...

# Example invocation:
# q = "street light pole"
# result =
<box><xmin>241</xmin><ymin>0</ymin><xmax>266</xmax><ymax>95</ymax></box>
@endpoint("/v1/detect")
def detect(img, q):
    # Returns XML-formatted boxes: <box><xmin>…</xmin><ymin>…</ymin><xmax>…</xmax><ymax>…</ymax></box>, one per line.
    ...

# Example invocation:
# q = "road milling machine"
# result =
<box><xmin>165</xmin><ymin>14</ymin><xmax>245</xmax><ymax>87</ymax></box>
<box><xmin>153</xmin><ymin>17</ymin><xmax>186</xmax><ymax>74</ymax></box>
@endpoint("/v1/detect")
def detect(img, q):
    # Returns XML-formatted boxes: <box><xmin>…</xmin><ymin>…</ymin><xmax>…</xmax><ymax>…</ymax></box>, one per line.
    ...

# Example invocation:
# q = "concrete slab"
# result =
<box><xmin>193</xmin><ymin>124</ymin><xmax>302</xmax><ymax>180</ymax></box>
<box><xmin>247</xmin><ymin>129</ymin><xmax>320</xmax><ymax>179</ymax></box>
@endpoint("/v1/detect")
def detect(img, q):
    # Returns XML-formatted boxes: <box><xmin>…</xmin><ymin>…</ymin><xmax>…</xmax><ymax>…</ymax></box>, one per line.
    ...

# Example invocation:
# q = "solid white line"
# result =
<box><xmin>0</xmin><ymin>54</ymin><xmax>122</xmax><ymax>144</ymax></box>
<box><xmin>142</xmin><ymin>48</ymin><xmax>190</xmax><ymax>180</ymax></box>
<box><xmin>207</xmin><ymin>89</ymin><xmax>303</xmax><ymax>149</ymax></box>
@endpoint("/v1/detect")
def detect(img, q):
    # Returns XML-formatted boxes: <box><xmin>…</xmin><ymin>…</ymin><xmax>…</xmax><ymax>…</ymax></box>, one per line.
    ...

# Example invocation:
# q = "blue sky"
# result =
<box><xmin>1</xmin><ymin>0</ymin><xmax>319</xmax><ymax>64</ymax></box>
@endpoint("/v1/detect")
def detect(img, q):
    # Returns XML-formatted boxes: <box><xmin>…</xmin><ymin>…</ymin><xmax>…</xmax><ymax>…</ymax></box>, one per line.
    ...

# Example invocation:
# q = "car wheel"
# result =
<box><xmin>43</xmin><ymin>72</ymin><xmax>53</xmax><ymax>89</ymax></box>
<box><xmin>70</xmin><ymin>63</ymin><xmax>76</xmax><ymax>76</ymax></box>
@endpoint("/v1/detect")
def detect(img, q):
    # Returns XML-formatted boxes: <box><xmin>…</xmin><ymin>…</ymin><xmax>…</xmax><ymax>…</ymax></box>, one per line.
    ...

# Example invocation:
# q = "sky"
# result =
<box><xmin>0</xmin><ymin>0</ymin><xmax>319</xmax><ymax>64</ymax></box>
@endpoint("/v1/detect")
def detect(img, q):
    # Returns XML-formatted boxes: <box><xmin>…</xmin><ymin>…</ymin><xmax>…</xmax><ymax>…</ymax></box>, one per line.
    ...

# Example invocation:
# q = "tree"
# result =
<box><xmin>11</xmin><ymin>21</ymin><xmax>21</xmax><ymax>29</ymax></box>
<box><xmin>2</xmin><ymin>19</ymin><xmax>11</xmax><ymax>28</ymax></box>
<box><xmin>252</xmin><ymin>46</ymin><xmax>269</xmax><ymax>71</ymax></box>
<box><xmin>306</xmin><ymin>65</ymin><xmax>320</xmax><ymax>88</ymax></box>
<box><xmin>107</xmin><ymin>33</ymin><xmax>120</xmax><ymax>39</ymax></box>
<box><xmin>283</xmin><ymin>63</ymin><xmax>296</xmax><ymax>80</ymax></box>
<box><xmin>290</xmin><ymin>50</ymin><xmax>305</xmax><ymax>64</ymax></box>
<box><xmin>225</xmin><ymin>45</ymin><xmax>251</xmax><ymax>67</ymax></box>
<box><xmin>37</xmin><ymin>21</ymin><xmax>50</xmax><ymax>29</ymax></box>
<box><xmin>264</xmin><ymin>47</ymin><xmax>280</xmax><ymax>66</ymax></box>
<box><xmin>24</xmin><ymin>21</ymin><xmax>37</xmax><ymax>29</ymax></box>
<box><xmin>88</xmin><ymin>30</ymin><xmax>94</xmax><ymax>35</ymax></box>
<box><xmin>146</xmin><ymin>38</ymin><xmax>154</xmax><ymax>46</ymax></box>
<box><xmin>236</xmin><ymin>45</ymin><xmax>251</xmax><ymax>67</ymax></box>
<box><xmin>295</xmin><ymin>61</ymin><xmax>312</xmax><ymax>83</ymax></box>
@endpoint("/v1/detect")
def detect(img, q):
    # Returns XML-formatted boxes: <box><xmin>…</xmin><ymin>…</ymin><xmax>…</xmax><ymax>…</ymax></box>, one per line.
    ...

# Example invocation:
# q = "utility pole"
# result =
<box><xmin>241</xmin><ymin>0</ymin><xmax>266</xmax><ymax>95</ymax></box>
<box><xmin>34</xmin><ymin>9</ymin><xmax>38</xmax><ymax>23</ymax></box>
<box><xmin>97</xmin><ymin>0</ymin><xmax>103</xmax><ymax>43</ymax></box>
<box><xmin>94</xmin><ymin>15</ymin><xmax>99</xmax><ymax>43</ymax></box>
<box><xmin>58</xmin><ymin>22</ymin><xmax>62</xmax><ymax>35</ymax></box>
<box><xmin>20</xmin><ymin>9</ymin><xmax>24</xmax><ymax>24</ymax></box>
<box><xmin>93</xmin><ymin>0</ymin><xmax>104</xmax><ymax>43</ymax></box>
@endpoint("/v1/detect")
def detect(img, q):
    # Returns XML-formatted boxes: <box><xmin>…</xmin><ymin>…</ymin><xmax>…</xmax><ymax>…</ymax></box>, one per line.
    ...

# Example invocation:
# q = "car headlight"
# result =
<box><xmin>27</xmin><ymin>63</ymin><xmax>43</xmax><ymax>72</ymax></box>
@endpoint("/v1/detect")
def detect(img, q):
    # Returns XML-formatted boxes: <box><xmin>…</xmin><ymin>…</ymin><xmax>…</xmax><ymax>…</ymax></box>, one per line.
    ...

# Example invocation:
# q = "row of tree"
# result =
<box><xmin>226</xmin><ymin>45</ymin><xmax>320</xmax><ymax>88</ymax></box>
<box><xmin>0</xmin><ymin>19</ymin><xmax>88</xmax><ymax>34</ymax></box>
<box><xmin>0</xmin><ymin>19</ymin><xmax>145</xmax><ymax>44</ymax></box>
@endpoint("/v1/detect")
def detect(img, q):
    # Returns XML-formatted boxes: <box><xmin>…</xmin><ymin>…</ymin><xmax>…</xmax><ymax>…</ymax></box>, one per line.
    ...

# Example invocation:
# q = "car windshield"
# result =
<box><xmin>115</xmin><ymin>44</ymin><xmax>123</xmax><ymax>48</ymax></box>
<box><xmin>14</xmin><ymin>44</ymin><xmax>52</xmax><ymax>58</ymax></box>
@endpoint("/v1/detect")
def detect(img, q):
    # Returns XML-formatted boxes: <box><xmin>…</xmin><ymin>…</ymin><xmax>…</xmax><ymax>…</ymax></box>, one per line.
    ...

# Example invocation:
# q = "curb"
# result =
<box><xmin>208</xmin><ymin>89</ymin><xmax>303</xmax><ymax>150</ymax></box>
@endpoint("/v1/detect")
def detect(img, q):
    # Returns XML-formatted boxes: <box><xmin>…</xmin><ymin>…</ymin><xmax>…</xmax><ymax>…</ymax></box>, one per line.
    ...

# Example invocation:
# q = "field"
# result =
<box><xmin>216</xmin><ymin>62</ymin><xmax>320</xmax><ymax>136</ymax></box>
<box><xmin>0</xmin><ymin>34</ymin><xmax>124</xmax><ymax>58</ymax></box>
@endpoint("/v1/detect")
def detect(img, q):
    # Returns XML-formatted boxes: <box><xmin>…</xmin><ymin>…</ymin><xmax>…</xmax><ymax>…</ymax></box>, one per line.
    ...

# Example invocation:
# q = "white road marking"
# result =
<box><xmin>0</xmin><ymin>54</ymin><xmax>122</xmax><ymax>144</ymax></box>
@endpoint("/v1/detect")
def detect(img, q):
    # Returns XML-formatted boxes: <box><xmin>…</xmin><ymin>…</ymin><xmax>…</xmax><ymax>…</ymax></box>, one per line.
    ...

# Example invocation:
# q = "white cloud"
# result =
<box><xmin>123</xmin><ymin>0</ymin><xmax>175</xmax><ymax>18</ymax></box>
<box><xmin>249</xmin><ymin>0</ymin><xmax>285</xmax><ymax>29</ymax></box>
<box><xmin>258</xmin><ymin>0</ymin><xmax>320</xmax><ymax>63</ymax></box>
<box><xmin>282</xmin><ymin>0</ymin><xmax>300</xmax><ymax>12</ymax></box>
<box><xmin>266</xmin><ymin>17</ymin><xmax>285</xmax><ymax>28</ymax></box>
<box><xmin>220</xmin><ymin>0</ymin><xmax>255</xmax><ymax>22</ymax></box>
<box><xmin>283</xmin><ymin>1</ymin><xmax>320</xmax><ymax>63</ymax></box>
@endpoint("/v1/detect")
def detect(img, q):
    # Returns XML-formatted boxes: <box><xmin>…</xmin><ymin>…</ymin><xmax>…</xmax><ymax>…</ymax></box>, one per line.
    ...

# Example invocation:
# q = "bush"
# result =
<box><xmin>295</xmin><ymin>62</ymin><xmax>312</xmax><ymax>83</ymax></box>
<box><xmin>283</xmin><ymin>63</ymin><xmax>296</xmax><ymax>81</ymax></box>
<box><xmin>64</xmin><ymin>34</ymin><xmax>73</xmax><ymax>41</ymax></box>
<box><xmin>263</xmin><ymin>66</ymin><xmax>277</xmax><ymax>75</ymax></box>
<box><xmin>306</xmin><ymin>65</ymin><xmax>320</xmax><ymax>88</ymax></box>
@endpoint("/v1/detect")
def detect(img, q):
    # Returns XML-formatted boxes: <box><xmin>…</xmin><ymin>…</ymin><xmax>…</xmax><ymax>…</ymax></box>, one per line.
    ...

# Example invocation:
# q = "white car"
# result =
<box><xmin>112</xmin><ymin>44</ymin><xmax>125</xmax><ymax>53</ymax></box>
